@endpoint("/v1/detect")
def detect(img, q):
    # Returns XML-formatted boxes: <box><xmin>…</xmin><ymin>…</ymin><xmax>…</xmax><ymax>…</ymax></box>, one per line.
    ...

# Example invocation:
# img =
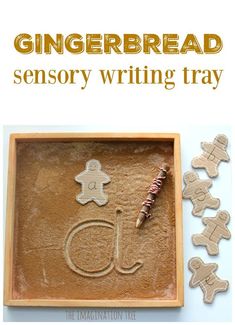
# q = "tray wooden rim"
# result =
<box><xmin>4</xmin><ymin>132</ymin><xmax>184</xmax><ymax>308</ymax></box>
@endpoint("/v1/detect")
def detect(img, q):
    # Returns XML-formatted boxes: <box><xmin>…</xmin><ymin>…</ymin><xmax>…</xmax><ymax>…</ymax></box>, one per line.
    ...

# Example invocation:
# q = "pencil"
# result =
<box><xmin>136</xmin><ymin>163</ymin><xmax>170</xmax><ymax>229</ymax></box>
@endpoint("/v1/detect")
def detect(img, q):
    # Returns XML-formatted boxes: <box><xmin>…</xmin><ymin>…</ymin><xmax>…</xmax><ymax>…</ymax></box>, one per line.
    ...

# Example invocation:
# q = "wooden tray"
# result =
<box><xmin>4</xmin><ymin>133</ymin><xmax>183</xmax><ymax>307</ymax></box>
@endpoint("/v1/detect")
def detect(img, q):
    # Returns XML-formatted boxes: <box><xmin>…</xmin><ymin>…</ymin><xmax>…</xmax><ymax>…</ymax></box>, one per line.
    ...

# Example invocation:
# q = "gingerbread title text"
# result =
<box><xmin>13</xmin><ymin>33</ymin><xmax>224</xmax><ymax>90</ymax></box>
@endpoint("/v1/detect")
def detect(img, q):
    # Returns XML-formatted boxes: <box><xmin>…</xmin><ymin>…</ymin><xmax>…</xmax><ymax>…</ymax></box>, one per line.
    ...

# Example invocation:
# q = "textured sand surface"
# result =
<box><xmin>13</xmin><ymin>141</ymin><xmax>176</xmax><ymax>300</ymax></box>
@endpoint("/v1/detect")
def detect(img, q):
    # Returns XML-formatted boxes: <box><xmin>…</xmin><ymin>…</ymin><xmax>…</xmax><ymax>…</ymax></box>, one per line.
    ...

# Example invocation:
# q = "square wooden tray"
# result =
<box><xmin>4</xmin><ymin>133</ymin><xmax>183</xmax><ymax>307</ymax></box>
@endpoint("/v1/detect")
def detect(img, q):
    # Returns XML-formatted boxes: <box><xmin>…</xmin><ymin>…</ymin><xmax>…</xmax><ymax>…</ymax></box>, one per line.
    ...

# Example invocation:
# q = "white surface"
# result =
<box><xmin>0</xmin><ymin>0</ymin><xmax>234</xmax><ymax>322</ymax></box>
<box><xmin>2</xmin><ymin>125</ymin><xmax>233</xmax><ymax>322</ymax></box>
<box><xmin>0</xmin><ymin>0</ymin><xmax>234</xmax><ymax>127</ymax></box>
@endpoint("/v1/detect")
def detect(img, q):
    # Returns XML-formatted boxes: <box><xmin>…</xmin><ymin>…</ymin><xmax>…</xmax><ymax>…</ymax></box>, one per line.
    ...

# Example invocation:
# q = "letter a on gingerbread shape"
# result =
<box><xmin>75</xmin><ymin>159</ymin><xmax>111</xmax><ymax>206</ymax></box>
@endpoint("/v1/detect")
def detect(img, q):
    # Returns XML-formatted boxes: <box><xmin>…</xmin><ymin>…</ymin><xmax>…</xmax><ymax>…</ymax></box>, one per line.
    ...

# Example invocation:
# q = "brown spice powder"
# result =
<box><xmin>13</xmin><ymin>141</ymin><xmax>176</xmax><ymax>300</ymax></box>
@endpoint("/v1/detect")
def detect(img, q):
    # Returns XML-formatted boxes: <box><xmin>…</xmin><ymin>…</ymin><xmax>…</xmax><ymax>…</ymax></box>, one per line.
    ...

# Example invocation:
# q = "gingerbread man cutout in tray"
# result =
<box><xmin>75</xmin><ymin>159</ymin><xmax>111</xmax><ymax>206</ymax></box>
<box><xmin>192</xmin><ymin>134</ymin><xmax>230</xmax><ymax>178</ymax></box>
<box><xmin>183</xmin><ymin>171</ymin><xmax>220</xmax><ymax>217</ymax></box>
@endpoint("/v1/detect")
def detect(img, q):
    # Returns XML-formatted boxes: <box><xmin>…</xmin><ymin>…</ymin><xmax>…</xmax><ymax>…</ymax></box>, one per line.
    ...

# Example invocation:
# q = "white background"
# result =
<box><xmin>0</xmin><ymin>0</ymin><xmax>234</xmax><ymax>323</ymax></box>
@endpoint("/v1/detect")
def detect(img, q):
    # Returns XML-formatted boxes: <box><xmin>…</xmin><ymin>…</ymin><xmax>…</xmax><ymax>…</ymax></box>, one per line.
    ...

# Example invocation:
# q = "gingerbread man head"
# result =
<box><xmin>183</xmin><ymin>171</ymin><xmax>199</xmax><ymax>185</ymax></box>
<box><xmin>86</xmin><ymin>159</ymin><xmax>101</xmax><ymax>171</ymax></box>
<box><xmin>217</xmin><ymin>210</ymin><xmax>230</xmax><ymax>225</ymax></box>
<box><xmin>188</xmin><ymin>257</ymin><xmax>202</xmax><ymax>271</ymax></box>
<box><xmin>214</xmin><ymin>134</ymin><xmax>228</xmax><ymax>150</ymax></box>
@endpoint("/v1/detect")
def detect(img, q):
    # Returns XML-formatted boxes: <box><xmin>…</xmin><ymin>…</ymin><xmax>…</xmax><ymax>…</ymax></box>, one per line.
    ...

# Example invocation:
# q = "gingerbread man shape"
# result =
<box><xmin>75</xmin><ymin>159</ymin><xmax>111</xmax><ymax>206</ymax></box>
<box><xmin>192</xmin><ymin>134</ymin><xmax>230</xmax><ymax>177</ymax></box>
<box><xmin>183</xmin><ymin>171</ymin><xmax>220</xmax><ymax>217</ymax></box>
<box><xmin>188</xmin><ymin>257</ymin><xmax>229</xmax><ymax>303</ymax></box>
<box><xmin>192</xmin><ymin>210</ymin><xmax>231</xmax><ymax>255</ymax></box>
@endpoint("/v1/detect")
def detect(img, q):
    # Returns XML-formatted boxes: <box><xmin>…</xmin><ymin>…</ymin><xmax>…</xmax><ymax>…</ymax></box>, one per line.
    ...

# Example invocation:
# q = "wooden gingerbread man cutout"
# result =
<box><xmin>183</xmin><ymin>171</ymin><xmax>220</xmax><ymax>217</ymax></box>
<box><xmin>192</xmin><ymin>210</ymin><xmax>231</xmax><ymax>255</ymax></box>
<box><xmin>75</xmin><ymin>159</ymin><xmax>111</xmax><ymax>206</ymax></box>
<box><xmin>192</xmin><ymin>134</ymin><xmax>230</xmax><ymax>177</ymax></box>
<box><xmin>188</xmin><ymin>257</ymin><xmax>229</xmax><ymax>303</ymax></box>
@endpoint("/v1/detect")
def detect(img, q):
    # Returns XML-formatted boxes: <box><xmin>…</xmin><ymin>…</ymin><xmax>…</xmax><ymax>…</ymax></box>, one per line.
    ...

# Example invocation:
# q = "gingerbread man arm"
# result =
<box><xmin>221</xmin><ymin>228</ymin><xmax>231</xmax><ymax>239</ymax></box>
<box><xmin>201</xmin><ymin>142</ymin><xmax>213</xmax><ymax>152</ymax></box>
<box><xmin>100</xmin><ymin>171</ymin><xmax>111</xmax><ymax>183</ymax></box>
<box><xmin>182</xmin><ymin>186</ymin><xmax>192</xmax><ymax>198</ymax></box>
<box><xmin>209</xmin><ymin>263</ymin><xmax>218</xmax><ymax>273</ymax></box>
<box><xmin>219</xmin><ymin>150</ymin><xmax>230</xmax><ymax>161</ymax></box>
<box><xmin>75</xmin><ymin>170</ymin><xmax>87</xmax><ymax>183</ymax></box>
<box><xmin>201</xmin><ymin>179</ymin><xmax>212</xmax><ymax>189</ymax></box>
<box><xmin>189</xmin><ymin>276</ymin><xmax>197</xmax><ymax>288</ymax></box>
<box><xmin>202</xmin><ymin>217</ymin><xmax>210</xmax><ymax>225</ymax></box>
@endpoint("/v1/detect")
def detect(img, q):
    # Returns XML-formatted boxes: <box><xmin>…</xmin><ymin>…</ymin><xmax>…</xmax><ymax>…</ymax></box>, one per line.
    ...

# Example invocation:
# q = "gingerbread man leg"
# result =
<box><xmin>192</xmin><ymin>199</ymin><xmax>209</xmax><ymax>217</ymax></box>
<box><xmin>201</xmin><ymin>276</ymin><xmax>229</xmax><ymax>303</ymax></box>
<box><xmin>94</xmin><ymin>194</ymin><xmax>108</xmax><ymax>206</ymax></box>
<box><xmin>192</xmin><ymin>234</ymin><xmax>219</xmax><ymax>255</ymax></box>
<box><xmin>192</xmin><ymin>156</ymin><xmax>208</xmax><ymax>169</ymax></box>
<box><xmin>192</xmin><ymin>204</ymin><xmax>205</xmax><ymax>217</ymax></box>
<box><xmin>76</xmin><ymin>193</ymin><xmax>91</xmax><ymax>205</ymax></box>
<box><xmin>204</xmin><ymin>161</ymin><xmax>218</xmax><ymax>178</ymax></box>
<box><xmin>205</xmin><ymin>196</ymin><xmax>220</xmax><ymax>210</ymax></box>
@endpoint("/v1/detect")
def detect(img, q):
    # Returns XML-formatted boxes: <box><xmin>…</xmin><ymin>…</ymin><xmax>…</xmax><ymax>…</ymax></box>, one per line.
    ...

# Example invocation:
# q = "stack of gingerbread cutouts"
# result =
<box><xmin>183</xmin><ymin>134</ymin><xmax>231</xmax><ymax>303</ymax></box>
